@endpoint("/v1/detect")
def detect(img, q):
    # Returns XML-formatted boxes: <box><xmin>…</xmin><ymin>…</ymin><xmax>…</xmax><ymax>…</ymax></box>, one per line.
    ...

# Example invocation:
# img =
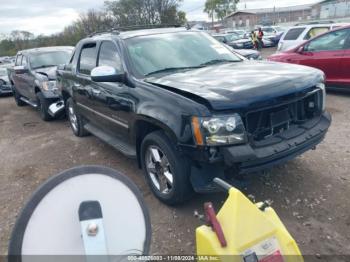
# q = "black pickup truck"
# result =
<box><xmin>57</xmin><ymin>27</ymin><xmax>331</xmax><ymax>205</ymax></box>
<box><xmin>8</xmin><ymin>46</ymin><xmax>74</xmax><ymax>120</ymax></box>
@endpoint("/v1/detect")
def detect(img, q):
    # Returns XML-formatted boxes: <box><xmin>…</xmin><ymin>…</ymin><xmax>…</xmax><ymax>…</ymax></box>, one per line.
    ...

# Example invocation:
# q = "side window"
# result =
<box><xmin>15</xmin><ymin>55</ymin><xmax>22</xmax><ymax>66</ymax></box>
<box><xmin>22</xmin><ymin>56</ymin><xmax>28</xmax><ymax>67</ymax></box>
<box><xmin>305</xmin><ymin>29</ymin><xmax>350</xmax><ymax>52</ymax></box>
<box><xmin>97</xmin><ymin>41</ymin><xmax>122</xmax><ymax>71</ymax></box>
<box><xmin>304</xmin><ymin>27</ymin><xmax>330</xmax><ymax>40</ymax></box>
<box><xmin>345</xmin><ymin>33</ymin><xmax>350</xmax><ymax>49</ymax></box>
<box><xmin>283</xmin><ymin>28</ymin><xmax>306</xmax><ymax>40</ymax></box>
<box><xmin>79</xmin><ymin>43</ymin><xmax>97</xmax><ymax>75</ymax></box>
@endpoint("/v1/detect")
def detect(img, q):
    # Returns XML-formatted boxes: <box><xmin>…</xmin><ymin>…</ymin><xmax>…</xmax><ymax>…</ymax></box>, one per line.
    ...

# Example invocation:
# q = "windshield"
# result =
<box><xmin>0</xmin><ymin>68</ymin><xmax>7</xmax><ymax>76</ymax></box>
<box><xmin>30</xmin><ymin>51</ymin><xmax>72</xmax><ymax>69</ymax></box>
<box><xmin>126</xmin><ymin>31</ymin><xmax>242</xmax><ymax>77</ymax></box>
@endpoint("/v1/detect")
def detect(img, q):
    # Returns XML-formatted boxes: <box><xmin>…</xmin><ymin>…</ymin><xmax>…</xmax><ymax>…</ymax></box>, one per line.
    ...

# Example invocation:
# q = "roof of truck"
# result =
<box><xmin>17</xmin><ymin>46</ymin><xmax>74</xmax><ymax>55</ymax></box>
<box><xmin>91</xmin><ymin>27</ymin><xmax>196</xmax><ymax>40</ymax></box>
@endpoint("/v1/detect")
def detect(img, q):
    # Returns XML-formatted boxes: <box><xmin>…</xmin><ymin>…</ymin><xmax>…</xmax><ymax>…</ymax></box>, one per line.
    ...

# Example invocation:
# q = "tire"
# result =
<box><xmin>66</xmin><ymin>98</ymin><xmax>89</xmax><ymax>137</ymax></box>
<box><xmin>12</xmin><ymin>86</ymin><xmax>26</xmax><ymax>107</ymax></box>
<box><xmin>140</xmin><ymin>131</ymin><xmax>193</xmax><ymax>205</ymax></box>
<box><xmin>36</xmin><ymin>92</ymin><xmax>52</xmax><ymax>121</ymax></box>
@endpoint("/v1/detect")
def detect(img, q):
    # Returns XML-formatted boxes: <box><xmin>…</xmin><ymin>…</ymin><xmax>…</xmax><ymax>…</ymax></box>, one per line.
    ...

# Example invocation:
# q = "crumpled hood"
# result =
<box><xmin>33</xmin><ymin>66</ymin><xmax>57</xmax><ymax>80</ymax></box>
<box><xmin>145</xmin><ymin>61</ymin><xmax>324</xmax><ymax>111</ymax></box>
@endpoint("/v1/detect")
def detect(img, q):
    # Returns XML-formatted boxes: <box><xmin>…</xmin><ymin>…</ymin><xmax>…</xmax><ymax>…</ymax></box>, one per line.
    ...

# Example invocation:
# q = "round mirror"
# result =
<box><xmin>8</xmin><ymin>166</ymin><xmax>151</xmax><ymax>261</ymax></box>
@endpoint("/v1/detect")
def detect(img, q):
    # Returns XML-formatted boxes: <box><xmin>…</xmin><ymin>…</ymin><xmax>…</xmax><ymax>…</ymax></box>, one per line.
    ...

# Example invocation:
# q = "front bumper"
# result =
<box><xmin>222</xmin><ymin>112</ymin><xmax>331</xmax><ymax>174</ymax></box>
<box><xmin>190</xmin><ymin>111</ymin><xmax>331</xmax><ymax>192</ymax></box>
<box><xmin>42</xmin><ymin>89</ymin><xmax>61</xmax><ymax>99</ymax></box>
<box><xmin>48</xmin><ymin>100</ymin><xmax>65</xmax><ymax>118</ymax></box>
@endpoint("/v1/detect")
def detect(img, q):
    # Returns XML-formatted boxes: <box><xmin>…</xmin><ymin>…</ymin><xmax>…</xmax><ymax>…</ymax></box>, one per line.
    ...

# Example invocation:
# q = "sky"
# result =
<box><xmin>0</xmin><ymin>0</ymin><xmax>321</xmax><ymax>36</ymax></box>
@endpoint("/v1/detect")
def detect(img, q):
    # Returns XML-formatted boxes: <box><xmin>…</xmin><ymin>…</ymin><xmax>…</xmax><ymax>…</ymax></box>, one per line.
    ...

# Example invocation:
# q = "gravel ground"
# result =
<box><xmin>0</xmin><ymin>49</ymin><xmax>349</xmax><ymax>257</ymax></box>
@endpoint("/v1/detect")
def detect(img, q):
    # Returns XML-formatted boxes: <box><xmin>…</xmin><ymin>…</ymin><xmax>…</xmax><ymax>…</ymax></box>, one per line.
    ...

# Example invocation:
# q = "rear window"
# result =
<box><xmin>304</xmin><ymin>27</ymin><xmax>330</xmax><ymax>40</ymax></box>
<box><xmin>283</xmin><ymin>28</ymin><xmax>306</xmax><ymax>40</ymax></box>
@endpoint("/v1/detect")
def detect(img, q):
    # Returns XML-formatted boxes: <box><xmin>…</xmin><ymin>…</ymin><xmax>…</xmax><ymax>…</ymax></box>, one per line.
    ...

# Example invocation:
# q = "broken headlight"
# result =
<box><xmin>42</xmin><ymin>81</ymin><xmax>57</xmax><ymax>91</ymax></box>
<box><xmin>192</xmin><ymin>114</ymin><xmax>247</xmax><ymax>146</ymax></box>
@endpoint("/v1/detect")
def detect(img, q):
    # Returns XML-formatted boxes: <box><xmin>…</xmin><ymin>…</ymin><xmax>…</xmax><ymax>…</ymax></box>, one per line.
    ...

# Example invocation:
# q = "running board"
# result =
<box><xmin>20</xmin><ymin>97</ymin><xmax>38</xmax><ymax>108</ymax></box>
<box><xmin>84</xmin><ymin>123</ymin><xmax>136</xmax><ymax>158</ymax></box>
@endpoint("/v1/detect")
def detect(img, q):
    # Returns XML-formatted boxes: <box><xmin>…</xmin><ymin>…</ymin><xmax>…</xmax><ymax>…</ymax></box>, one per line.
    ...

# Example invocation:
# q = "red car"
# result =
<box><xmin>268</xmin><ymin>26</ymin><xmax>350</xmax><ymax>89</ymax></box>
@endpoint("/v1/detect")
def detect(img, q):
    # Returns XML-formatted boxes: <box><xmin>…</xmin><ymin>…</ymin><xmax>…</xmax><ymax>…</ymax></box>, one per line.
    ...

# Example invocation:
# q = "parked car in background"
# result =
<box><xmin>269</xmin><ymin>26</ymin><xmax>350</xmax><ymax>89</ymax></box>
<box><xmin>262</xmin><ymin>38</ymin><xmax>275</xmax><ymax>47</ymax></box>
<box><xmin>261</xmin><ymin>26</ymin><xmax>287</xmax><ymax>45</ymax></box>
<box><xmin>211</xmin><ymin>33</ymin><xmax>254</xmax><ymax>49</ymax></box>
<box><xmin>277</xmin><ymin>23</ymin><xmax>349</xmax><ymax>52</ymax></box>
<box><xmin>225</xmin><ymin>29</ymin><xmax>246</xmax><ymax>38</ymax></box>
<box><xmin>212</xmin><ymin>34</ymin><xmax>262</xmax><ymax>60</ymax></box>
<box><xmin>0</xmin><ymin>66</ymin><xmax>12</xmax><ymax>96</ymax></box>
<box><xmin>58</xmin><ymin>27</ymin><xmax>330</xmax><ymax>204</ymax></box>
<box><xmin>8</xmin><ymin>46</ymin><xmax>74</xmax><ymax>121</ymax></box>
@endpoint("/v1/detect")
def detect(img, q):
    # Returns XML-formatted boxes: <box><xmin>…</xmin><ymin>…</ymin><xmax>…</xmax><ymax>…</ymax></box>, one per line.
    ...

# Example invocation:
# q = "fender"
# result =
<box><xmin>134</xmin><ymin>104</ymin><xmax>193</xmax><ymax>145</ymax></box>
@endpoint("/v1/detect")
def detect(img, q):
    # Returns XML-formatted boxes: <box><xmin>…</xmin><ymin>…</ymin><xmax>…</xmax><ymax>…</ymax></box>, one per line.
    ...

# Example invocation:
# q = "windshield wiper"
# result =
<box><xmin>145</xmin><ymin>66</ymin><xmax>203</xmax><ymax>77</ymax></box>
<box><xmin>199</xmin><ymin>59</ymin><xmax>239</xmax><ymax>67</ymax></box>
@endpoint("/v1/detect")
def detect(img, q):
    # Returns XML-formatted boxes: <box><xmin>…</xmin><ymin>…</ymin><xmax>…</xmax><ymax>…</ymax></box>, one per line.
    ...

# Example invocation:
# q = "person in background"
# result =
<box><xmin>250</xmin><ymin>31</ymin><xmax>258</xmax><ymax>50</ymax></box>
<box><xmin>257</xmin><ymin>27</ymin><xmax>264</xmax><ymax>50</ymax></box>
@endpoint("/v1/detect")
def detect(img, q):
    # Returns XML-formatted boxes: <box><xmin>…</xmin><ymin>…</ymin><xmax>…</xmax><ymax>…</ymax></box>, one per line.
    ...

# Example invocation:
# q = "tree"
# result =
<box><xmin>0</xmin><ymin>1</ymin><xmax>188</xmax><ymax>56</ymax></box>
<box><xmin>104</xmin><ymin>0</ymin><xmax>186</xmax><ymax>26</ymax></box>
<box><xmin>204</xmin><ymin>0</ymin><xmax>239</xmax><ymax>23</ymax></box>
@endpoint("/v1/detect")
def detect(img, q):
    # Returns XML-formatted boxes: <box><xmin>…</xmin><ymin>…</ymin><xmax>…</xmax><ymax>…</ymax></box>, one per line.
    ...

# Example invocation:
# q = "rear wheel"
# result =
<box><xmin>36</xmin><ymin>92</ymin><xmax>52</xmax><ymax>121</ymax></box>
<box><xmin>141</xmin><ymin>131</ymin><xmax>193</xmax><ymax>205</ymax></box>
<box><xmin>66</xmin><ymin>98</ymin><xmax>89</xmax><ymax>137</ymax></box>
<box><xmin>12</xmin><ymin>86</ymin><xmax>26</xmax><ymax>107</ymax></box>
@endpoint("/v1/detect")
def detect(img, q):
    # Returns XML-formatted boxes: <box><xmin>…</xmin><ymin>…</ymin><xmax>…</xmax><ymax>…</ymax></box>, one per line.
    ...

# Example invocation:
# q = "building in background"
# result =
<box><xmin>224</xmin><ymin>0</ymin><xmax>350</xmax><ymax>28</ymax></box>
<box><xmin>312</xmin><ymin>0</ymin><xmax>350</xmax><ymax>19</ymax></box>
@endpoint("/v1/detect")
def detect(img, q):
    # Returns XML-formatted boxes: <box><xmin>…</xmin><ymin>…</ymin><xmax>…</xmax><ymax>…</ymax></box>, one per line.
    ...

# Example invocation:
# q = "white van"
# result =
<box><xmin>277</xmin><ymin>23</ymin><xmax>349</xmax><ymax>52</ymax></box>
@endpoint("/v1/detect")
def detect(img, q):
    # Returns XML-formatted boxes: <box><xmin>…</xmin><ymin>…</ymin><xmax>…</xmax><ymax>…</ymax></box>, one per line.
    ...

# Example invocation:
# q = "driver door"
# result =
<box><xmin>90</xmin><ymin>41</ymin><xmax>132</xmax><ymax>140</ymax></box>
<box><xmin>21</xmin><ymin>55</ymin><xmax>36</xmax><ymax>100</ymax></box>
<box><xmin>338</xmin><ymin>30</ymin><xmax>350</xmax><ymax>87</ymax></box>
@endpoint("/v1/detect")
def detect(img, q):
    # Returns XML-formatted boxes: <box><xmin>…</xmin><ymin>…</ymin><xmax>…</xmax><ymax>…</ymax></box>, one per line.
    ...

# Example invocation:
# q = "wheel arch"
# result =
<box><xmin>134</xmin><ymin>118</ymin><xmax>178</xmax><ymax>168</ymax></box>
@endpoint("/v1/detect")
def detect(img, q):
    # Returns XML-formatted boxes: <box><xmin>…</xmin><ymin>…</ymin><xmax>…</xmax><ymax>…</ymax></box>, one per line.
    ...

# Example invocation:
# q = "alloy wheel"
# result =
<box><xmin>68</xmin><ymin>104</ymin><xmax>78</xmax><ymax>133</ymax></box>
<box><xmin>145</xmin><ymin>146</ymin><xmax>174</xmax><ymax>195</ymax></box>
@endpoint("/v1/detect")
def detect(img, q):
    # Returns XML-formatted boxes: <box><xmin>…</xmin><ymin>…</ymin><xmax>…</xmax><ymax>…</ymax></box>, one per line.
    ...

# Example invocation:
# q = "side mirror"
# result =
<box><xmin>91</xmin><ymin>66</ymin><xmax>125</xmax><ymax>83</ymax></box>
<box><xmin>296</xmin><ymin>46</ymin><xmax>305</xmax><ymax>54</ymax></box>
<box><xmin>223</xmin><ymin>39</ymin><xmax>228</xmax><ymax>44</ymax></box>
<box><xmin>57</xmin><ymin>64</ymin><xmax>66</xmax><ymax>70</ymax></box>
<box><xmin>14</xmin><ymin>65</ymin><xmax>28</xmax><ymax>74</ymax></box>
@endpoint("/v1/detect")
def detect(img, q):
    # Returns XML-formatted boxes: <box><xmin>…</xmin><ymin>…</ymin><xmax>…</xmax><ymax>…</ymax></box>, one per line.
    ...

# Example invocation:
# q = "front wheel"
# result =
<box><xmin>12</xmin><ymin>86</ymin><xmax>26</xmax><ymax>107</ymax></box>
<box><xmin>66</xmin><ymin>98</ymin><xmax>89</xmax><ymax>137</ymax></box>
<box><xmin>141</xmin><ymin>131</ymin><xmax>193</xmax><ymax>205</ymax></box>
<box><xmin>36</xmin><ymin>92</ymin><xmax>52</xmax><ymax>121</ymax></box>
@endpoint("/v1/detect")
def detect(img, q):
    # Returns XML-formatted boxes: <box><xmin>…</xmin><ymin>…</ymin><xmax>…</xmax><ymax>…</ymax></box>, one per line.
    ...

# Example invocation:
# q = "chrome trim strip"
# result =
<box><xmin>77</xmin><ymin>102</ymin><xmax>129</xmax><ymax>129</ymax></box>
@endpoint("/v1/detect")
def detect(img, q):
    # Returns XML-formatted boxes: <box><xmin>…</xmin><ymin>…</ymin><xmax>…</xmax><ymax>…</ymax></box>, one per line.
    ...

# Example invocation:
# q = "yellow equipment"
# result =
<box><xmin>196</xmin><ymin>178</ymin><xmax>303</xmax><ymax>262</ymax></box>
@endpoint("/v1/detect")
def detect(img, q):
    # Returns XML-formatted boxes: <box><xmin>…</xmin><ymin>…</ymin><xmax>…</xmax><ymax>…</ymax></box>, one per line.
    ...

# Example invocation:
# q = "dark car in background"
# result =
<box><xmin>213</xmin><ymin>33</ymin><xmax>254</xmax><ymax>49</ymax></box>
<box><xmin>57</xmin><ymin>27</ymin><xmax>330</xmax><ymax>205</ymax></box>
<box><xmin>261</xmin><ymin>26</ymin><xmax>287</xmax><ymax>46</ymax></box>
<box><xmin>0</xmin><ymin>66</ymin><xmax>13</xmax><ymax>96</ymax></box>
<box><xmin>212</xmin><ymin>33</ymin><xmax>260</xmax><ymax>59</ymax></box>
<box><xmin>269</xmin><ymin>26</ymin><xmax>350</xmax><ymax>89</ymax></box>
<box><xmin>8</xmin><ymin>46</ymin><xmax>74</xmax><ymax>120</ymax></box>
